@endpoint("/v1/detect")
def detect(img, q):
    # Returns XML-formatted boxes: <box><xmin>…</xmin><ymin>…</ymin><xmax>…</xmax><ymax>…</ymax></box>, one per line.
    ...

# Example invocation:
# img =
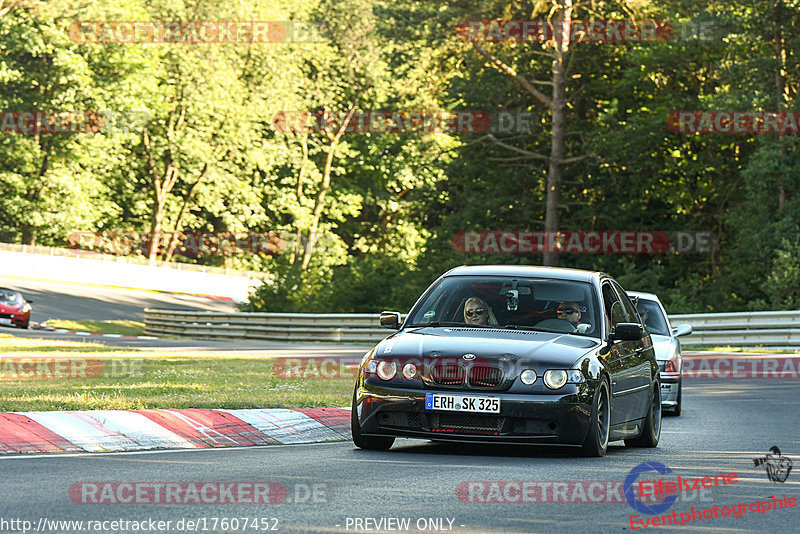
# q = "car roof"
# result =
<box><xmin>444</xmin><ymin>265</ymin><xmax>604</xmax><ymax>283</ymax></box>
<box><xmin>627</xmin><ymin>290</ymin><xmax>660</xmax><ymax>301</ymax></box>
<box><xmin>0</xmin><ymin>287</ymin><xmax>21</xmax><ymax>293</ymax></box>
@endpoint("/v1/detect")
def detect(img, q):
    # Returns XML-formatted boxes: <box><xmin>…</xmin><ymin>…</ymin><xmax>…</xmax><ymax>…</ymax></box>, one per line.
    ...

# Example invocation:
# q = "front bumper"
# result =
<box><xmin>354</xmin><ymin>383</ymin><xmax>595</xmax><ymax>445</ymax></box>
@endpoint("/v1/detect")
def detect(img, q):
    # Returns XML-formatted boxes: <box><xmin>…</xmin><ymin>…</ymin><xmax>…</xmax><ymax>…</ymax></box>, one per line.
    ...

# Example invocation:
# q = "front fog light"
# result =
<box><xmin>544</xmin><ymin>369</ymin><xmax>568</xmax><ymax>389</ymax></box>
<box><xmin>520</xmin><ymin>369</ymin><xmax>537</xmax><ymax>385</ymax></box>
<box><xmin>376</xmin><ymin>361</ymin><xmax>397</xmax><ymax>380</ymax></box>
<box><xmin>402</xmin><ymin>363</ymin><xmax>418</xmax><ymax>379</ymax></box>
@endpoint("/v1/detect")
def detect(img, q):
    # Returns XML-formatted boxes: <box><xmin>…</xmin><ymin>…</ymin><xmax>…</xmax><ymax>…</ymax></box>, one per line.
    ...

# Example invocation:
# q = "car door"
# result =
<box><xmin>601</xmin><ymin>281</ymin><xmax>645</xmax><ymax>425</ymax></box>
<box><xmin>612</xmin><ymin>281</ymin><xmax>653</xmax><ymax>420</ymax></box>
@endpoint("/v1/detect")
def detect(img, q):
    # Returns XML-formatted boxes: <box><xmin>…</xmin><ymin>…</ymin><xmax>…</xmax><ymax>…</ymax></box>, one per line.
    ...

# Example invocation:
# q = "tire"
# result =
<box><xmin>17</xmin><ymin>321</ymin><xmax>29</xmax><ymax>329</ymax></box>
<box><xmin>673</xmin><ymin>383</ymin><xmax>682</xmax><ymax>416</ymax></box>
<box><xmin>625</xmin><ymin>382</ymin><xmax>661</xmax><ymax>447</ymax></box>
<box><xmin>351</xmin><ymin>390</ymin><xmax>394</xmax><ymax>451</ymax></box>
<box><xmin>580</xmin><ymin>379</ymin><xmax>610</xmax><ymax>457</ymax></box>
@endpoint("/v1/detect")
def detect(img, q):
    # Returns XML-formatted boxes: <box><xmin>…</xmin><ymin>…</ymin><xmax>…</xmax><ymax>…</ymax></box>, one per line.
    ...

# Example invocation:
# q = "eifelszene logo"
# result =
<box><xmin>753</xmin><ymin>446</ymin><xmax>793</xmax><ymax>483</ymax></box>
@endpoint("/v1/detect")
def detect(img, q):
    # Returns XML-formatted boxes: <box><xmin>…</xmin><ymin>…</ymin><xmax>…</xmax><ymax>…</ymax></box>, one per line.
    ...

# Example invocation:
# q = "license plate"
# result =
<box><xmin>425</xmin><ymin>393</ymin><xmax>500</xmax><ymax>413</ymax></box>
<box><xmin>0</xmin><ymin>318</ymin><xmax>11</xmax><ymax>325</ymax></box>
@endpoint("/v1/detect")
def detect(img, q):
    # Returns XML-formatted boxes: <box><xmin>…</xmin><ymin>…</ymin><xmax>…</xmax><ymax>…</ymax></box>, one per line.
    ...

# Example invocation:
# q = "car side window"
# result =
<box><xmin>613</xmin><ymin>283</ymin><xmax>640</xmax><ymax>325</ymax></box>
<box><xmin>601</xmin><ymin>283</ymin><xmax>626</xmax><ymax>333</ymax></box>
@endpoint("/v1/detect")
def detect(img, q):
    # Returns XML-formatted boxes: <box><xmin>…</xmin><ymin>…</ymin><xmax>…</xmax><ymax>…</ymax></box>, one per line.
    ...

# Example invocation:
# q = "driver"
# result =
<box><xmin>464</xmin><ymin>297</ymin><xmax>498</xmax><ymax>326</ymax></box>
<box><xmin>556</xmin><ymin>301</ymin><xmax>582</xmax><ymax>326</ymax></box>
<box><xmin>557</xmin><ymin>301</ymin><xmax>591</xmax><ymax>333</ymax></box>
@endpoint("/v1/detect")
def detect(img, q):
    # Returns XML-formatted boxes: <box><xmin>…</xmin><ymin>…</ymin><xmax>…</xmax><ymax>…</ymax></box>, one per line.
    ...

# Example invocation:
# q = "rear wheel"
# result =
<box><xmin>580</xmin><ymin>379</ymin><xmax>610</xmax><ymax>457</ymax></box>
<box><xmin>351</xmin><ymin>391</ymin><xmax>394</xmax><ymax>451</ymax></box>
<box><xmin>626</xmin><ymin>382</ymin><xmax>661</xmax><ymax>447</ymax></box>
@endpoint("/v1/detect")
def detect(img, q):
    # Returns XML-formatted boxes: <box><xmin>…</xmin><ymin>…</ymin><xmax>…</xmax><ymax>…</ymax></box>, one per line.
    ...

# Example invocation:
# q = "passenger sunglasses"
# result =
<box><xmin>466</xmin><ymin>308</ymin><xmax>486</xmax><ymax>317</ymax></box>
<box><xmin>557</xmin><ymin>308</ymin><xmax>579</xmax><ymax>315</ymax></box>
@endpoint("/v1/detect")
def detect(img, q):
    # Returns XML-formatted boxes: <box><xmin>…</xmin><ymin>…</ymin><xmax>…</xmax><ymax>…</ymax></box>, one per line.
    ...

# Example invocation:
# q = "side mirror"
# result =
<box><xmin>611</xmin><ymin>323</ymin><xmax>643</xmax><ymax>341</ymax></box>
<box><xmin>672</xmin><ymin>323</ymin><xmax>692</xmax><ymax>337</ymax></box>
<box><xmin>379</xmin><ymin>311</ymin><xmax>402</xmax><ymax>330</ymax></box>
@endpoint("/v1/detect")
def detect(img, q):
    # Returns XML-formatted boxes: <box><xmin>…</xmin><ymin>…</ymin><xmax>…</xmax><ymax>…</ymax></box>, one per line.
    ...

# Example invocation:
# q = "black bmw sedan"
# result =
<box><xmin>351</xmin><ymin>265</ymin><xmax>662</xmax><ymax>457</ymax></box>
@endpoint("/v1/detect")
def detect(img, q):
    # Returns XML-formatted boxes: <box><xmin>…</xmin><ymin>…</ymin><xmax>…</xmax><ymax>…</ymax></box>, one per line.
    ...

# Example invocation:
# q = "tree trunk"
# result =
<box><xmin>773</xmin><ymin>0</ymin><xmax>788</xmax><ymax>210</ymax></box>
<box><xmin>543</xmin><ymin>2</ymin><xmax>572</xmax><ymax>266</ymax></box>
<box><xmin>290</xmin><ymin>135</ymin><xmax>310</xmax><ymax>265</ymax></box>
<box><xmin>300</xmin><ymin>91</ymin><xmax>365</xmax><ymax>270</ymax></box>
<box><xmin>163</xmin><ymin>165</ymin><xmax>207</xmax><ymax>263</ymax></box>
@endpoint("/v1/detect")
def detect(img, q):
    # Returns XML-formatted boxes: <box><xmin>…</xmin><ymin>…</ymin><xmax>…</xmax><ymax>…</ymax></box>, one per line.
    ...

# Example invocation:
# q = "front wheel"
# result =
<box><xmin>625</xmin><ymin>382</ymin><xmax>661</xmax><ymax>447</ymax></box>
<box><xmin>672</xmin><ymin>383</ymin><xmax>682</xmax><ymax>416</ymax></box>
<box><xmin>580</xmin><ymin>379</ymin><xmax>610</xmax><ymax>457</ymax></box>
<box><xmin>351</xmin><ymin>391</ymin><xmax>394</xmax><ymax>451</ymax></box>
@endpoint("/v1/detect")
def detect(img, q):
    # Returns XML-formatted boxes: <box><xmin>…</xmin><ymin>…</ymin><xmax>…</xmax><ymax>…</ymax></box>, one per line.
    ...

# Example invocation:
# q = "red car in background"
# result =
<box><xmin>0</xmin><ymin>288</ymin><xmax>32</xmax><ymax>329</ymax></box>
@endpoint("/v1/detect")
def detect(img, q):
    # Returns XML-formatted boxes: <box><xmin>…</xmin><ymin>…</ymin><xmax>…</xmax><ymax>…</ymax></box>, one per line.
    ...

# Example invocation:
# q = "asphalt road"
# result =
<box><xmin>0</xmin><ymin>276</ymin><xmax>237</xmax><ymax>323</ymax></box>
<box><xmin>1</xmin><ymin>378</ymin><xmax>798</xmax><ymax>534</ymax></box>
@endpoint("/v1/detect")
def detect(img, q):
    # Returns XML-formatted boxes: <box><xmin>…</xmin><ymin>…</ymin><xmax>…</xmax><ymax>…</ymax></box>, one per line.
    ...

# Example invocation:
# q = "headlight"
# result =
<box><xmin>376</xmin><ymin>360</ymin><xmax>397</xmax><ymax>380</ymax></box>
<box><xmin>567</xmin><ymin>369</ymin><xmax>585</xmax><ymax>383</ymax></box>
<box><xmin>543</xmin><ymin>369</ymin><xmax>568</xmax><ymax>389</ymax></box>
<box><xmin>21</xmin><ymin>304</ymin><xmax>31</xmax><ymax>313</ymax></box>
<box><xmin>520</xmin><ymin>369</ymin><xmax>537</xmax><ymax>385</ymax></box>
<box><xmin>402</xmin><ymin>363</ymin><xmax>417</xmax><ymax>379</ymax></box>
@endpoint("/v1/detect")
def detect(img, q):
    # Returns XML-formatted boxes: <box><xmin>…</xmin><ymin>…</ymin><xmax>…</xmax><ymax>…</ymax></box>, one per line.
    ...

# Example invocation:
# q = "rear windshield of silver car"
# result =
<box><xmin>406</xmin><ymin>275</ymin><xmax>602</xmax><ymax>337</ymax></box>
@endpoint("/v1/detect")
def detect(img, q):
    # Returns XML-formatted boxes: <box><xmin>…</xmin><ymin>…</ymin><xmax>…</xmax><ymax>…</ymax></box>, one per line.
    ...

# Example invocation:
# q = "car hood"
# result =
<box><xmin>377</xmin><ymin>327</ymin><xmax>601</xmax><ymax>368</ymax></box>
<box><xmin>650</xmin><ymin>334</ymin><xmax>679</xmax><ymax>362</ymax></box>
<box><xmin>0</xmin><ymin>302</ymin><xmax>22</xmax><ymax>313</ymax></box>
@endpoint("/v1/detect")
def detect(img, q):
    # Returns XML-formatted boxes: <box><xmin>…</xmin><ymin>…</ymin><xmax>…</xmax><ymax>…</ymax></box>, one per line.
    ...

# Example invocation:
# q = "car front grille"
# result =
<box><xmin>0</xmin><ymin>313</ymin><xmax>12</xmax><ymax>319</ymax></box>
<box><xmin>430</xmin><ymin>363</ymin><xmax>466</xmax><ymax>385</ymax></box>
<box><xmin>468</xmin><ymin>366</ymin><xmax>503</xmax><ymax>387</ymax></box>
<box><xmin>429</xmin><ymin>363</ymin><xmax>505</xmax><ymax>389</ymax></box>
<box><xmin>433</xmin><ymin>413</ymin><xmax>504</xmax><ymax>432</ymax></box>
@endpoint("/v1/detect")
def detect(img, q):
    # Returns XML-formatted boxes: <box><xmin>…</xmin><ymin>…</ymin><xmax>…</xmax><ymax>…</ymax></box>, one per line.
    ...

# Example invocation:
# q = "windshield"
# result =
<box><xmin>0</xmin><ymin>290</ymin><xmax>21</xmax><ymax>304</ymax></box>
<box><xmin>636</xmin><ymin>298</ymin><xmax>670</xmax><ymax>336</ymax></box>
<box><xmin>406</xmin><ymin>275</ymin><xmax>601</xmax><ymax>337</ymax></box>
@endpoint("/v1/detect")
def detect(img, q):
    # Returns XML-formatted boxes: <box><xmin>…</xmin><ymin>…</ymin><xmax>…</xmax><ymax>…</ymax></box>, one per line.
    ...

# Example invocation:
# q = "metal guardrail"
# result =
<box><xmin>144</xmin><ymin>309</ymin><xmax>800</xmax><ymax>347</ymax></box>
<box><xmin>144</xmin><ymin>309</ymin><xmax>395</xmax><ymax>343</ymax></box>
<box><xmin>670</xmin><ymin>311</ymin><xmax>800</xmax><ymax>347</ymax></box>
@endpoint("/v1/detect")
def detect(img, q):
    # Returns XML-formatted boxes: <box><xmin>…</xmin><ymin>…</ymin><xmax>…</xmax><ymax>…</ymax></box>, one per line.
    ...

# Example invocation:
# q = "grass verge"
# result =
<box><xmin>44</xmin><ymin>320</ymin><xmax>146</xmax><ymax>337</ymax></box>
<box><xmin>0</xmin><ymin>334</ymin><xmax>353</xmax><ymax>411</ymax></box>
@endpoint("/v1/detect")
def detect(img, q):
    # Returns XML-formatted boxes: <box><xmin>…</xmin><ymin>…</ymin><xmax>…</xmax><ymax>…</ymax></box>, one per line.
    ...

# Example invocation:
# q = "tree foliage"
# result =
<box><xmin>1</xmin><ymin>0</ymin><xmax>800</xmax><ymax>313</ymax></box>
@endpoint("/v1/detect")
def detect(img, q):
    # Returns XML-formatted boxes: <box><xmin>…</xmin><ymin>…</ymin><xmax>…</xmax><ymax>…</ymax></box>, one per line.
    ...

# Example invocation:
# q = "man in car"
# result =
<box><xmin>557</xmin><ymin>301</ymin><xmax>591</xmax><ymax>333</ymax></box>
<box><xmin>556</xmin><ymin>301</ymin><xmax>582</xmax><ymax>326</ymax></box>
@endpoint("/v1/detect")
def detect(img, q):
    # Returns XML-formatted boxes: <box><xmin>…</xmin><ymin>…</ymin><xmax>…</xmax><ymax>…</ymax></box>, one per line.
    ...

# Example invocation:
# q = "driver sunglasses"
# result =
<box><xmin>557</xmin><ymin>308</ymin><xmax>579</xmax><ymax>315</ymax></box>
<box><xmin>466</xmin><ymin>308</ymin><xmax>486</xmax><ymax>317</ymax></box>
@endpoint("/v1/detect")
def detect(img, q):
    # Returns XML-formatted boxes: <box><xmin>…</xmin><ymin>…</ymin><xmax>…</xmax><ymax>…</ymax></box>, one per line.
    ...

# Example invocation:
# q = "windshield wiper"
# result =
<box><xmin>406</xmin><ymin>321</ymin><xmax>466</xmax><ymax>327</ymax></box>
<box><xmin>503</xmin><ymin>324</ymin><xmax>579</xmax><ymax>335</ymax></box>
